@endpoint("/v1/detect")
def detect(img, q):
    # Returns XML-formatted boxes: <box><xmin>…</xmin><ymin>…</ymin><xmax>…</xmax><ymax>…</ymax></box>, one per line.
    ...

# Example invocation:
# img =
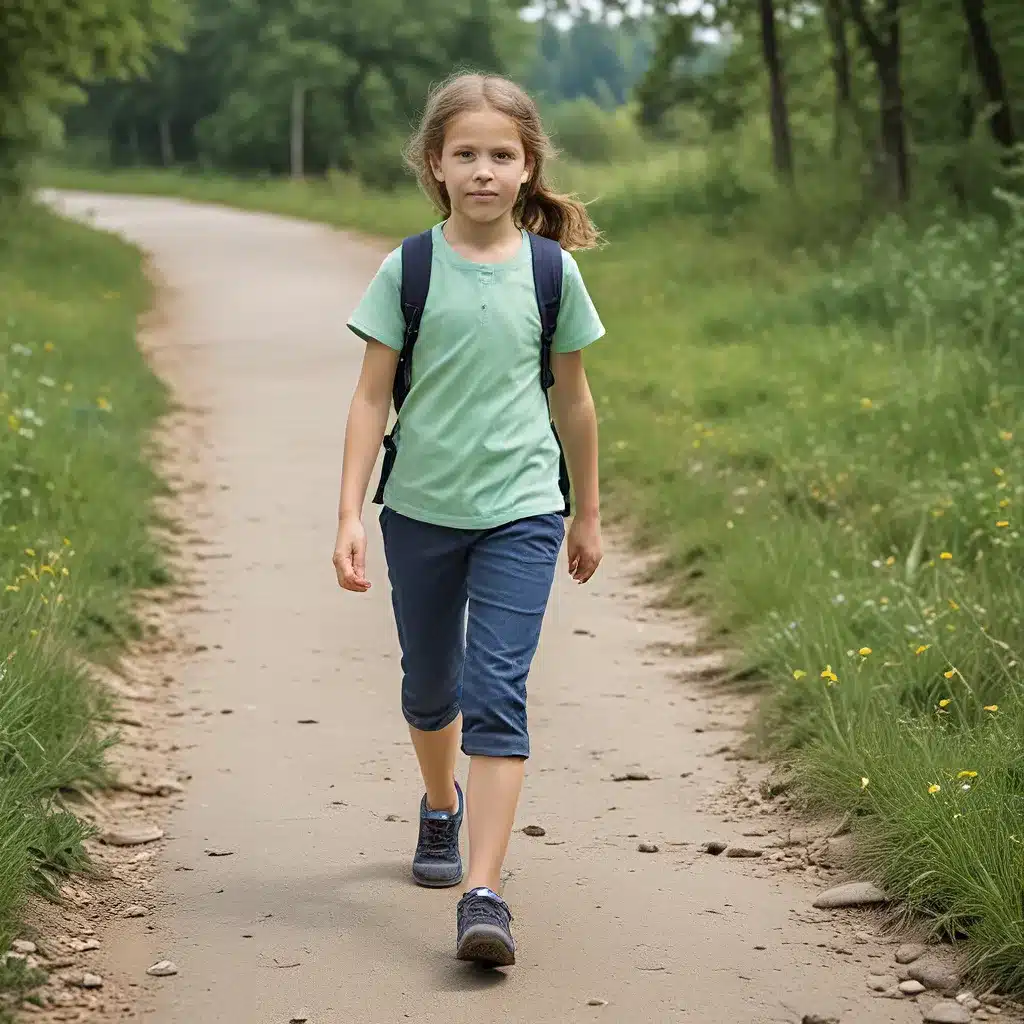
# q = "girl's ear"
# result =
<box><xmin>521</xmin><ymin>154</ymin><xmax>534</xmax><ymax>186</ymax></box>
<box><xmin>429</xmin><ymin>151</ymin><xmax>444</xmax><ymax>183</ymax></box>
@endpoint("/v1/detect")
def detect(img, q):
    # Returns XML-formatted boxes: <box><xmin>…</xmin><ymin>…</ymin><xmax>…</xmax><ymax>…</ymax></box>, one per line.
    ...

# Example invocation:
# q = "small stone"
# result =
<box><xmin>923</xmin><ymin>1001</ymin><xmax>971</xmax><ymax>1024</ymax></box>
<box><xmin>587</xmin><ymin>999</ymin><xmax>608</xmax><ymax>1007</ymax></box>
<box><xmin>80</xmin><ymin>974</ymin><xmax>103</xmax><ymax>989</ymax></box>
<box><xmin>101</xmin><ymin>825</ymin><xmax>165</xmax><ymax>847</ymax></box>
<box><xmin>612</xmin><ymin>772</ymin><xmax>650</xmax><ymax>782</ymax></box>
<box><xmin>701</xmin><ymin>841</ymin><xmax>728</xmax><ymax>855</ymax></box>
<box><xmin>11</xmin><ymin>940</ymin><xmax>37</xmax><ymax>955</ymax></box>
<box><xmin>801</xmin><ymin>1016</ymin><xmax>839</xmax><ymax>1024</ymax></box>
<box><xmin>726</xmin><ymin>847</ymin><xmax>763</xmax><ymax>859</ymax></box>
<box><xmin>908</xmin><ymin>963</ymin><xmax>961</xmax><ymax>995</ymax></box>
<box><xmin>895</xmin><ymin>943</ymin><xmax>928</xmax><ymax>964</ymax></box>
<box><xmin>147</xmin><ymin>960</ymin><xmax>178</xmax><ymax>977</ymax></box>
<box><xmin>868</xmin><ymin>976</ymin><xmax>893</xmax><ymax>993</ymax></box>
<box><xmin>964</xmin><ymin>998</ymin><xmax>981</xmax><ymax>1012</ymax></box>
<box><xmin>69</xmin><ymin>938</ymin><xmax>100</xmax><ymax>952</ymax></box>
<box><xmin>522</xmin><ymin>826</ymin><xmax>546</xmax><ymax>837</ymax></box>
<box><xmin>899</xmin><ymin>980</ymin><xmax>926</xmax><ymax>995</ymax></box>
<box><xmin>812</xmin><ymin>881</ymin><xmax>887</xmax><ymax>909</ymax></box>
<box><xmin>637</xmin><ymin>843</ymin><xmax>659</xmax><ymax>854</ymax></box>
<box><xmin>123</xmin><ymin>905</ymin><xmax>149</xmax><ymax>918</ymax></box>
<box><xmin>289</xmin><ymin>1013</ymin><xmax>310</xmax><ymax>1023</ymax></box>
<box><xmin>205</xmin><ymin>848</ymin><xmax>234</xmax><ymax>857</ymax></box>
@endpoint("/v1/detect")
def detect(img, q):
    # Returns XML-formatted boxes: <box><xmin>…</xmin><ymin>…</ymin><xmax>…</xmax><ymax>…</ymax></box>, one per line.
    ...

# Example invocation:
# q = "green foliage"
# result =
<box><xmin>0</xmin><ymin>204</ymin><xmax>168</xmax><ymax>996</ymax></box>
<box><xmin>64</xmin><ymin>0</ymin><xmax>538</xmax><ymax>182</ymax></box>
<box><xmin>525</xmin><ymin>11</ymin><xmax>654</xmax><ymax>109</ymax></box>
<box><xmin>0</xmin><ymin>0</ymin><xmax>187</xmax><ymax>192</ymax></box>
<box><xmin>545</xmin><ymin>98</ymin><xmax>643</xmax><ymax>163</ymax></box>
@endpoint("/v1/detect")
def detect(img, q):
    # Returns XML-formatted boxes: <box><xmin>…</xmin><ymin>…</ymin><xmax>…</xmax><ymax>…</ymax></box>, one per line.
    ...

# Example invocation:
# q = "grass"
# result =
<box><xmin>39</xmin><ymin>160</ymin><xmax>1024</xmax><ymax>995</ymax></box>
<box><xmin>0</xmin><ymin>200</ymin><xmax>169</xmax><ymax>1016</ymax></box>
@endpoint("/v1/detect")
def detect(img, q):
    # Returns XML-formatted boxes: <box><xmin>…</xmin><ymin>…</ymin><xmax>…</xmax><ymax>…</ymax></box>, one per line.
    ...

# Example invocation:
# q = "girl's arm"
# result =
<box><xmin>550</xmin><ymin>350</ymin><xmax>603</xmax><ymax>583</ymax></box>
<box><xmin>333</xmin><ymin>340</ymin><xmax>399</xmax><ymax>591</ymax></box>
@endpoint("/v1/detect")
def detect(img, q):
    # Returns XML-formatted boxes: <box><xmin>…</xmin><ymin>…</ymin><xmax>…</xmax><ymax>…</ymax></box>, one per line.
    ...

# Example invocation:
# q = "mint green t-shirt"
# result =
<box><xmin>346</xmin><ymin>223</ymin><xmax>605</xmax><ymax>530</ymax></box>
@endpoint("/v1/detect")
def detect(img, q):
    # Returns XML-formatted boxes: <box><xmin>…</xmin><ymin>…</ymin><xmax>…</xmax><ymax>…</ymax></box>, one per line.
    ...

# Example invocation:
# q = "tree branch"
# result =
<box><xmin>846</xmin><ymin>0</ymin><xmax>883</xmax><ymax>62</ymax></box>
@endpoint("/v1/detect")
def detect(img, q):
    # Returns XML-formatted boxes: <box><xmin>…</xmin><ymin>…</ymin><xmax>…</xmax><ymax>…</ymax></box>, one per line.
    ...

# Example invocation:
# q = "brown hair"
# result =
<box><xmin>404</xmin><ymin>72</ymin><xmax>600</xmax><ymax>251</ymax></box>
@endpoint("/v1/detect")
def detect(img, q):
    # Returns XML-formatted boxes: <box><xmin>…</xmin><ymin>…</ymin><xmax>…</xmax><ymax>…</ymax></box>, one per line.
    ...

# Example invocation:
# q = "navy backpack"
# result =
<box><xmin>371</xmin><ymin>228</ymin><xmax>572</xmax><ymax>516</ymax></box>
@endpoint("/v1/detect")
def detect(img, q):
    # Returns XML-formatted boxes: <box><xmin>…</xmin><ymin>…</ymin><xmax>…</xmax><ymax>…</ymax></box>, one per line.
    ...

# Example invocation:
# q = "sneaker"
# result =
<box><xmin>456</xmin><ymin>887</ymin><xmax>515</xmax><ymax>967</ymax></box>
<box><xmin>411</xmin><ymin>781</ymin><xmax>463</xmax><ymax>888</ymax></box>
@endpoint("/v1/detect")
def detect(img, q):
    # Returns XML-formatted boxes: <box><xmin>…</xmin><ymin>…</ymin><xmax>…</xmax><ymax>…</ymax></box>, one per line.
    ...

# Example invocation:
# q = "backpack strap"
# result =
<box><xmin>371</xmin><ymin>228</ymin><xmax>433</xmax><ymax>506</ymax></box>
<box><xmin>527</xmin><ymin>232</ymin><xmax>571</xmax><ymax>517</ymax></box>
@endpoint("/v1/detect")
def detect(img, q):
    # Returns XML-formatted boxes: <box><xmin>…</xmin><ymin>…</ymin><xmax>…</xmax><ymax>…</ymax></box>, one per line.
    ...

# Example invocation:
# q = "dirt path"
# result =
<box><xmin>44</xmin><ymin>192</ymin><xmax>923</xmax><ymax>1024</ymax></box>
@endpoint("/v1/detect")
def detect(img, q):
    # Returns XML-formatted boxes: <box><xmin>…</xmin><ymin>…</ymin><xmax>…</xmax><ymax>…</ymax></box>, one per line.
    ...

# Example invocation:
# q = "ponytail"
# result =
<box><xmin>518</xmin><ymin>181</ymin><xmax>600</xmax><ymax>252</ymax></box>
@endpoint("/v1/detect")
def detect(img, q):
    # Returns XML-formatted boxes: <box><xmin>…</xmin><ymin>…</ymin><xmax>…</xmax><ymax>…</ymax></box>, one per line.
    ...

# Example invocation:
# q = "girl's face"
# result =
<box><xmin>430</xmin><ymin>106</ymin><xmax>533</xmax><ymax>226</ymax></box>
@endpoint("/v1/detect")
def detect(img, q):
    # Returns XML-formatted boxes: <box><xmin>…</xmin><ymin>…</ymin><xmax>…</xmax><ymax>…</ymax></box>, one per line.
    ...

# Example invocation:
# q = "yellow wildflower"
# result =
<box><xmin>929</xmin><ymin>784</ymin><xmax>941</xmax><ymax>795</ymax></box>
<box><xmin>860</xmin><ymin>397</ymin><xmax>873</xmax><ymax>409</ymax></box>
<box><xmin>792</xmin><ymin>670</ymin><xmax>806</xmax><ymax>680</ymax></box>
<box><xmin>957</xmin><ymin>771</ymin><xmax>978</xmax><ymax>779</ymax></box>
<box><xmin>44</xmin><ymin>342</ymin><xmax>55</xmax><ymax>353</ymax></box>
<box><xmin>996</xmin><ymin>520</ymin><xmax>1009</xmax><ymax>528</ymax></box>
<box><xmin>940</xmin><ymin>552</ymin><xmax>952</xmax><ymax>560</ymax></box>
<box><xmin>821</xmin><ymin>665</ymin><xmax>838</xmax><ymax>684</ymax></box>
<box><xmin>994</xmin><ymin>467</ymin><xmax>1005</xmax><ymax>477</ymax></box>
<box><xmin>948</xmin><ymin>599</ymin><xmax>960</xmax><ymax>611</ymax></box>
<box><xmin>1001</xmin><ymin>430</ymin><xmax>1013</xmax><ymax>441</ymax></box>
<box><xmin>885</xmin><ymin>556</ymin><xmax>896</xmax><ymax>566</ymax></box>
<box><xmin>1000</xmin><ymin>498</ymin><xmax>1011</xmax><ymax>508</ymax></box>
<box><xmin>858</xmin><ymin>647</ymin><xmax>872</xmax><ymax>656</ymax></box>
<box><xmin>944</xmin><ymin>669</ymin><xmax>956</xmax><ymax>679</ymax></box>
<box><xmin>861</xmin><ymin>777</ymin><xmax>870</xmax><ymax>789</ymax></box>
<box><xmin>915</xmin><ymin>645</ymin><xmax>931</xmax><ymax>655</ymax></box>
<box><xmin>938</xmin><ymin>699</ymin><xmax>951</xmax><ymax>708</ymax></box>
<box><xmin>97</xmin><ymin>396</ymin><xmax>112</xmax><ymax>411</ymax></box>
<box><xmin>984</xmin><ymin>705</ymin><xmax>999</xmax><ymax>712</ymax></box>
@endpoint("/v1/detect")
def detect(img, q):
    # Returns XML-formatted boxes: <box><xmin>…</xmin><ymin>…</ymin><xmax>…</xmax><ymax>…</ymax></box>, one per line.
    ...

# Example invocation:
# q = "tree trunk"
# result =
<box><xmin>826</xmin><ymin>0</ymin><xmax>854</xmax><ymax>160</ymax></box>
<box><xmin>158</xmin><ymin>116</ymin><xmax>174</xmax><ymax>168</ymax></box>
<box><xmin>128</xmin><ymin>121</ymin><xmax>141</xmax><ymax>167</ymax></box>
<box><xmin>849</xmin><ymin>0</ymin><xmax>910</xmax><ymax>205</ymax></box>
<box><xmin>290</xmin><ymin>81</ymin><xmax>305</xmax><ymax>181</ymax></box>
<box><xmin>757</xmin><ymin>0</ymin><xmax>794</xmax><ymax>183</ymax></box>
<box><xmin>960</xmin><ymin>0</ymin><xmax>1016</xmax><ymax>150</ymax></box>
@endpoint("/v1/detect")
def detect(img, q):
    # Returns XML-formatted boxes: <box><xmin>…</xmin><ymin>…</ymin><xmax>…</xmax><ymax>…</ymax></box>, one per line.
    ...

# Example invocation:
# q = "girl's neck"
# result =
<box><xmin>443</xmin><ymin>210</ymin><xmax>521</xmax><ymax>263</ymax></box>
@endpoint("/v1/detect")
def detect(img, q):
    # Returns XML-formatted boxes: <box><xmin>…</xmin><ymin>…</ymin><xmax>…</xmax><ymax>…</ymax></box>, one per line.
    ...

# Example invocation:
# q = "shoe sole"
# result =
<box><xmin>456</xmin><ymin>924</ymin><xmax>515</xmax><ymax>967</ymax></box>
<box><xmin>412</xmin><ymin>867</ymin><xmax>463</xmax><ymax>889</ymax></box>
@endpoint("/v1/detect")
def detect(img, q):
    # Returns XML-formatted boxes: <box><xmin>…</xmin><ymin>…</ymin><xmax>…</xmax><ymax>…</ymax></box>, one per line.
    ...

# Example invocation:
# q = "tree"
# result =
<box><xmin>848</xmin><ymin>0</ymin><xmax>910</xmax><ymax>204</ymax></box>
<box><xmin>0</xmin><ymin>0</ymin><xmax>186</xmax><ymax>192</ymax></box>
<box><xmin>758</xmin><ymin>0</ymin><xmax>795</xmax><ymax>183</ymax></box>
<box><xmin>961</xmin><ymin>0</ymin><xmax>1016</xmax><ymax>152</ymax></box>
<box><xmin>825</xmin><ymin>0</ymin><xmax>858</xmax><ymax>159</ymax></box>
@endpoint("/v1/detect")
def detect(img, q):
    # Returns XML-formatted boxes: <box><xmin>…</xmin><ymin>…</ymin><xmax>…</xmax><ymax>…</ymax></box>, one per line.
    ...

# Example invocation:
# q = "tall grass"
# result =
<box><xmin>40</xmin><ymin>159</ymin><xmax>1024</xmax><ymax>994</ymax></box>
<box><xmin>582</xmin><ymin>183</ymin><xmax>1024</xmax><ymax>993</ymax></box>
<box><xmin>0</xmin><ymin>202</ymin><xmax>168</xmax><ymax>1016</ymax></box>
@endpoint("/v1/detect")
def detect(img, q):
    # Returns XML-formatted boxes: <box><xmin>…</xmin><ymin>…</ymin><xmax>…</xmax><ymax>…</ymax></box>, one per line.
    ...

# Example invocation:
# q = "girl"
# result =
<box><xmin>332</xmin><ymin>72</ymin><xmax>605</xmax><ymax>968</ymax></box>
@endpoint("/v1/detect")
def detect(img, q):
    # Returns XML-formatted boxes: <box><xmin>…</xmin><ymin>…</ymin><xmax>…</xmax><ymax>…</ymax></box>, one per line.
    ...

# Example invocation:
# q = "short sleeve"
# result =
<box><xmin>346</xmin><ymin>247</ymin><xmax>405</xmax><ymax>352</ymax></box>
<box><xmin>552</xmin><ymin>251</ymin><xmax>605</xmax><ymax>354</ymax></box>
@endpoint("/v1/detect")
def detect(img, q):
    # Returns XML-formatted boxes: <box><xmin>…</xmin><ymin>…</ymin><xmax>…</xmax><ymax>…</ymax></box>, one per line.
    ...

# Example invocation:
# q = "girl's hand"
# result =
<box><xmin>566</xmin><ymin>514</ymin><xmax>603</xmax><ymax>584</ymax></box>
<box><xmin>333</xmin><ymin>515</ymin><xmax>370</xmax><ymax>592</ymax></box>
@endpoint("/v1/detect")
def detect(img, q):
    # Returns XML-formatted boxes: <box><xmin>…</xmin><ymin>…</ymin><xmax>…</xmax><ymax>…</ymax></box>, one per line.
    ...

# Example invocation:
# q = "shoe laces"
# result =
<box><xmin>418</xmin><ymin>814</ymin><xmax>458</xmax><ymax>859</ymax></box>
<box><xmin>461</xmin><ymin>890</ymin><xmax>513</xmax><ymax>927</ymax></box>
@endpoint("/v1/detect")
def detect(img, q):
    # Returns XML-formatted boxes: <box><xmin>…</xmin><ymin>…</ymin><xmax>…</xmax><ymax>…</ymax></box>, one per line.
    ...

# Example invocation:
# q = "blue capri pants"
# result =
<box><xmin>379</xmin><ymin>506</ymin><xmax>564</xmax><ymax>759</ymax></box>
